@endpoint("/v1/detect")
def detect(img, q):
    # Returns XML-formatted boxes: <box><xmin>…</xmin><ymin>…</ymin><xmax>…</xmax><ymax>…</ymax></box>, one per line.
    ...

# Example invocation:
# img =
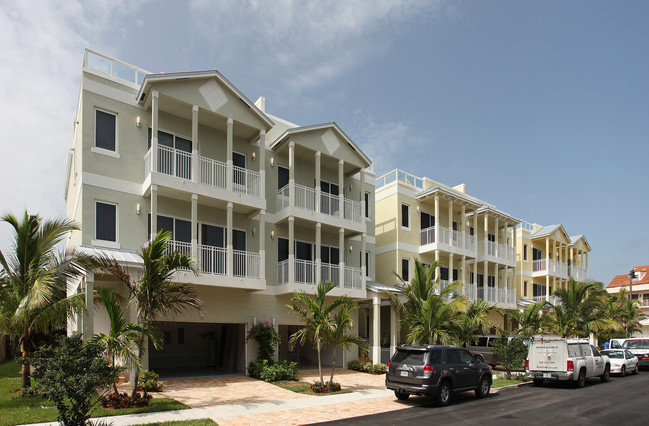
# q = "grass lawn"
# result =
<box><xmin>133</xmin><ymin>420</ymin><xmax>217</xmax><ymax>426</ymax></box>
<box><xmin>492</xmin><ymin>378</ymin><xmax>530</xmax><ymax>388</ymax></box>
<box><xmin>0</xmin><ymin>359</ymin><xmax>188</xmax><ymax>426</ymax></box>
<box><xmin>274</xmin><ymin>380</ymin><xmax>353</xmax><ymax>396</ymax></box>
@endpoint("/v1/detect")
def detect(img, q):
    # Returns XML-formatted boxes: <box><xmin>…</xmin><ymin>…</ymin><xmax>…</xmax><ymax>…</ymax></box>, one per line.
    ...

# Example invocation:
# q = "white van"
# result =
<box><xmin>526</xmin><ymin>336</ymin><xmax>611</xmax><ymax>387</ymax></box>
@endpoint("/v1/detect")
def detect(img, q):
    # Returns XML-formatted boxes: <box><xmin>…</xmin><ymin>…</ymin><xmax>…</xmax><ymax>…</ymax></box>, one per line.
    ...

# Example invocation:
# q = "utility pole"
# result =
<box><xmin>629</xmin><ymin>268</ymin><xmax>637</xmax><ymax>301</ymax></box>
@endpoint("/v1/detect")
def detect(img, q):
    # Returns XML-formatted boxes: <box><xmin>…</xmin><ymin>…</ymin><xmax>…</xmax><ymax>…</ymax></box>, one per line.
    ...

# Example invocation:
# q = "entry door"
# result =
<box><xmin>233</xmin><ymin>152</ymin><xmax>246</xmax><ymax>188</ymax></box>
<box><xmin>232</xmin><ymin>230</ymin><xmax>247</xmax><ymax>277</ymax></box>
<box><xmin>201</xmin><ymin>224</ymin><xmax>225</xmax><ymax>274</ymax></box>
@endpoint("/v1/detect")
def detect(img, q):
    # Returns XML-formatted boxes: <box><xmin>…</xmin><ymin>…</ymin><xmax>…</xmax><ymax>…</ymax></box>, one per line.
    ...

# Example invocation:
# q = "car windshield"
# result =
<box><xmin>603</xmin><ymin>350</ymin><xmax>624</xmax><ymax>359</ymax></box>
<box><xmin>623</xmin><ymin>339</ymin><xmax>649</xmax><ymax>349</ymax></box>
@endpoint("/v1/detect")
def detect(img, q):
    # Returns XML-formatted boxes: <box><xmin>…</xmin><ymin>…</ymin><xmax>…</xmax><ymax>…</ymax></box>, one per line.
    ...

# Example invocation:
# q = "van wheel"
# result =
<box><xmin>394</xmin><ymin>389</ymin><xmax>410</xmax><ymax>401</ymax></box>
<box><xmin>436</xmin><ymin>381</ymin><xmax>451</xmax><ymax>406</ymax></box>
<box><xmin>600</xmin><ymin>365</ymin><xmax>610</xmax><ymax>383</ymax></box>
<box><xmin>621</xmin><ymin>365</ymin><xmax>626</xmax><ymax>377</ymax></box>
<box><xmin>533</xmin><ymin>378</ymin><xmax>544</xmax><ymax>386</ymax></box>
<box><xmin>475</xmin><ymin>376</ymin><xmax>491</xmax><ymax>398</ymax></box>
<box><xmin>576</xmin><ymin>369</ymin><xmax>586</xmax><ymax>388</ymax></box>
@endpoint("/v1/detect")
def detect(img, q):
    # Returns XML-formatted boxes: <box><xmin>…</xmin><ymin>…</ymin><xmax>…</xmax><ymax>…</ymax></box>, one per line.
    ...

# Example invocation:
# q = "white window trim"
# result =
<box><xmin>401</xmin><ymin>203</ymin><xmax>410</xmax><ymax>231</ymax></box>
<box><xmin>94</xmin><ymin>108</ymin><xmax>119</xmax><ymax>156</ymax></box>
<box><xmin>93</xmin><ymin>200</ymin><xmax>119</xmax><ymax>249</ymax></box>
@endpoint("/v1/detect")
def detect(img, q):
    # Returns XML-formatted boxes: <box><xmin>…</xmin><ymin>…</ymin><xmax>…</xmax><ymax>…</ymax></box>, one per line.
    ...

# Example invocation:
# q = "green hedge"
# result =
<box><xmin>347</xmin><ymin>360</ymin><xmax>387</xmax><ymax>374</ymax></box>
<box><xmin>248</xmin><ymin>359</ymin><xmax>299</xmax><ymax>382</ymax></box>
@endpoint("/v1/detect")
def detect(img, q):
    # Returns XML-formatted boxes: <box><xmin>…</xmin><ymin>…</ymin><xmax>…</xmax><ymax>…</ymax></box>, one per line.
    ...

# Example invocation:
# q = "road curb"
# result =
<box><xmin>492</xmin><ymin>381</ymin><xmax>533</xmax><ymax>393</ymax></box>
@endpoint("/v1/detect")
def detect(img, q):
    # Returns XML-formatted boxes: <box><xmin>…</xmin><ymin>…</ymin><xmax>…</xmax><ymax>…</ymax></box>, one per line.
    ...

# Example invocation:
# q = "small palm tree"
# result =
<box><xmin>91</xmin><ymin>287</ymin><xmax>162</xmax><ymax>395</ymax></box>
<box><xmin>0</xmin><ymin>212</ymin><xmax>88</xmax><ymax>388</ymax></box>
<box><xmin>505</xmin><ymin>301</ymin><xmax>550</xmax><ymax>337</ymax></box>
<box><xmin>92</xmin><ymin>230</ymin><xmax>204</xmax><ymax>396</ymax></box>
<box><xmin>287</xmin><ymin>281</ymin><xmax>352</xmax><ymax>385</ymax></box>
<box><xmin>455</xmin><ymin>299</ymin><xmax>502</xmax><ymax>347</ymax></box>
<box><xmin>605</xmin><ymin>289</ymin><xmax>645</xmax><ymax>338</ymax></box>
<box><xmin>325</xmin><ymin>302</ymin><xmax>366</xmax><ymax>384</ymax></box>
<box><xmin>552</xmin><ymin>279</ymin><xmax>617</xmax><ymax>337</ymax></box>
<box><xmin>385</xmin><ymin>259</ymin><xmax>468</xmax><ymax>345</ymax></box>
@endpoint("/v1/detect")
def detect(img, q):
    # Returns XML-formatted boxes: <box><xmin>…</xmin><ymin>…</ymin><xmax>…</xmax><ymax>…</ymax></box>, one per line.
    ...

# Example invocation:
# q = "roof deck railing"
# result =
<box><xmin>375</xmin><ymin>169</ymin><xmax>424</xmax><ymax>190</ymax></box>
<box><xmin>84</xmin><ymin>49</ymin><xmax>149</xmax><ymax>86</ymax></box>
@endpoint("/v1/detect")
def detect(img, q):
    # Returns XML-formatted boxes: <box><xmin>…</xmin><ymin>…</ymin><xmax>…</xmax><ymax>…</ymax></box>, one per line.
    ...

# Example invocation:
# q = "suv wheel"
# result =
<box><xmin>475</xmin><ymin>376</ymin><xmax>490</xmax><ymax>398</ymax></box>
<box><xmin>436</xmin><ymin>381</ymin><xmax>451</xmax><ymax>406</ymax></box>
<box><xmin>576</xmin><ymin>368</ymin><xmax>586</xmax><ymax>388</ymax></box>
<box><xmin>394</xmin><ymin>389</ymin><xmax>410</xmax><ymax>401</ymax></box>
<box><xmin>600</xmin><ymin>365</ymin><xmax>610</xmax><ymax>383</ymax></box>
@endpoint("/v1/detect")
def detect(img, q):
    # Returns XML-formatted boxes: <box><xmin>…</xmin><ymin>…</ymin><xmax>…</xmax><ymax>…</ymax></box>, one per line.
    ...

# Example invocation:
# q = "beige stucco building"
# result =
<box><xmin>64</xmin><ymin>49</ymin><xmax>381</xmax><ymax>375</ymax></box>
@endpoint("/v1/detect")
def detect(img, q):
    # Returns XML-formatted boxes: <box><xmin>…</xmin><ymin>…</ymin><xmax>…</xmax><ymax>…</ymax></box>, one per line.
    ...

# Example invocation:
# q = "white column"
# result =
<box><xmin>315</xmin><ymin>151</ymin><xmax>321</xmax><ymax>213</ymax></box>
<box><xmin>462</xmin><ymin>255</ymin><xmax>467</xmax><ymax>287</ymax></box>
<box><xmin>259</xmin><ymin>209</ymin><xmax>266</xmax><ymax>280</ymax></box>
<box><xmin>191</xmin><ymin>105</ymin><xmax>199</xmax><ymax>182</ymax></box>
<box><xmin>484</xmin><ymin>214</ymin><xmax>489</xmax><ymax>256</ymax></box>
<box><xmin>259</xmin><ymin>130</ymin><xmax>266</xmax><ymax>195</ymax></box>
<box><xmin>449</xmin><ymin>253</ymin><xmax>454</xmax><ymax>285</ymax></box>
<box><xmin>546</xmin><ymin>275</ymin><xmax>550</xmax><ymax>302</ymax></box>
<box><xmin>435</xmin><ymin>250</ymin><xmax>440</xmax><ymax>281</ymax></box>
<box><xmin>226</xmin><ymin>117</ymin><xmax>233</xmax><ymax>191</ymax></box>
<box><xmin>361</xmin><ymin>233</ymin><xmax>367</xmax><ymax>288</ymax></box>
<box><xmin>360</xmin><ymin>168</ymin><xmax>366</xmax><ymax>220</ymax></box>
<box><xmin>461</xmin><ymin>205</ymin><xmax>466</xmax><ymax>248</ymax></box>
<box><xmin>434</xmin><ymin>195</ymin><xmax>440</xmax><ymax>244</ymax></box>
<box><xmin>545</xmin><ymin>238</ymin><xmax>550</xmax><ymax>271</ymax></box>
<box><xmin>288</xmin><ymin>216</ymin><xmax>295</xmax><ymax>283</ymax></box>
<box><xmin>448</xmin><ymin>200</ymin><xmax>453</xmax><ymax>242</ymax></box>
<box><xmin>495</xmin><ymin>217</ymin><xmax>500</xmax><ymax>258</ymax></box>
<box><xmin>227</xmin><ymin>202</ymin><xmax>233</xmax><ymax>277</ymax></box>
<box><xmin>484</xmin><ymin>261</ymin><xmax>489</xmax><ymax>301</ymax></box>
<box><xmin>288</xmin><ymin>141</ymin><xmax>295</xmax><ymax>208</ymax></box>
<box><xmin>315</xmin><ymin>223</ymin><xmax>322</xmax><ymax>284</ymax></box>
<box><xmin>82</xmin><ymin>273</ymin><xmax>94</xmax><ymax>340</ymax></box>
<box><xmin>390</xmin><ymin>304</ymin><xmax>398</xmax><ymax>358</ymax></box>
<box><xmin>191</xmin><ymin>194</ymin><xmax>198</xmax><ymax>259</ymax></box>
<box><xmin>339</xmin><ymin>228</ymin><xmax>345</xmax><ymax>286</ymax></box>
<box><xmin>338</xmin><ymin>160</ymin><xmax>344</xmax><ymax>219</ymax></box>
<box><xmin>150</xmin><ymin>184</ymin><xmax>158</xmax><ymax>240</ymax></box>
<box><xmin>151</xmin><ymin>91</ymin><xmax>159</xmax><ymax>171</ymax></box>
<box><xmin>372</xmin><ymin>295</ymin><xmax>381</xmax><ymax>364</ymax></box>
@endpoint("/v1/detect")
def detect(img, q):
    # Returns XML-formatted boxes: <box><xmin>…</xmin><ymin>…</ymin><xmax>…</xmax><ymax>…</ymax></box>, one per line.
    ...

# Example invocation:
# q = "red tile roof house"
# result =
<box><xmin>607</xmin><ymin>265</ymin><xmax>649</xmax><ymax>336</ymax></box>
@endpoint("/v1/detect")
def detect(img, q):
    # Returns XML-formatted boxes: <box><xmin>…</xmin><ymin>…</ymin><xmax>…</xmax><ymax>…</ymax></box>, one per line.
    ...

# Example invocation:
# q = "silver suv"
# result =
<box><xmin>386</xmin><ymin>344</ymin><xmax>492</xmax><ymax>406</ymax></box>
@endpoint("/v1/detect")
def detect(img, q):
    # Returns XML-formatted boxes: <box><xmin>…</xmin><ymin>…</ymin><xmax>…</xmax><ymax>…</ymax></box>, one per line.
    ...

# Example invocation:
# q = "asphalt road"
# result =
<box><xmin>313</xmin><ymin>372</ymin><xmax>649</xmax><ymax>425</ymax></box>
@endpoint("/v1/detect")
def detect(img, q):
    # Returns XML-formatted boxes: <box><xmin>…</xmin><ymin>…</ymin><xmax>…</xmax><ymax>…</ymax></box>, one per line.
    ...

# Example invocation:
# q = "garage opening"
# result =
<box><xmin>149</xmin><ymin>322</ymin><xmax>245</xmax><ymax>378</ymax></box>
<box><xmin>278</xmin><ymin>325</ymin><xmax>340</xmax><ymax>368</ymax></box>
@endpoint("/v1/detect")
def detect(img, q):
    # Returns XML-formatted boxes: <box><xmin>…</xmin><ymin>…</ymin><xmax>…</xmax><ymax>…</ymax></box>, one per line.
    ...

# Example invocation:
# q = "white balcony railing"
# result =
<box><xmin>344</xmin><ymin>199</ymin><xmax>362</xmax><ymax>223</ymax></box>
<box><xmin>145</xmin><ymin>146</ymin><xmax>260</xmax><ymax>197</ymax></box>
<box><xmin>320</xmin><ymin>191</ymin><xmax>340</xmax><ymax>216</ymax></box>
<box><xmin>295</xmin><ymin>183</ymin><xmax>317</xmax><ymax>211</ymax></box>
<box><xmin>344</xmin><ymin>266</ymin><xmax>363</xmax><ymax>289</ymax></box>
<box><xmin>277</xmin><ymin>259</ymin><xmax>289</xmax><ymax>284</ymax></box>
<box><xmin>420</xmin><ymin>225</ymin><xmax>477</xmax><ymax>253</ymax></box>
<box><xmin>477</xmin><ymin>286</ymin><xmax>517</xmax><ymax>305</ymax></box>
<box><xmin>533</xmin><ymin>259</ymin><xmax>569</xmax><ymax>278</ymax></box>
<box><xmin>321</xmin><ymin>263</ymin><xmax>341</xmax><ymax>287</ymax></box>
<box><xmin>295</xmin><ymin>259</ymin><xmax>317</xmax><ymax>284</ymax></box>
<box><xmin>274</xmin><ymin>185</ymin><xmax>362</xmax><ymax>224</ymax></box>
<box><xmin>276</xmin><ymin>260</ymin><xmax>363</xmax><ymax>290</ymax></box>
<box><xmin>165</xmin><ymin>241</ymin><xmax>260</xmax><ymax>279</ymax></box>
<box><xmin>233</xmin><ymin>249</ymin><xmax>260</xmax><ymax>278</ymax></box>
<box><xmin>200</xmin><ymin>245</ymin><xmax>227</xmax><ymax>275</ymax></box>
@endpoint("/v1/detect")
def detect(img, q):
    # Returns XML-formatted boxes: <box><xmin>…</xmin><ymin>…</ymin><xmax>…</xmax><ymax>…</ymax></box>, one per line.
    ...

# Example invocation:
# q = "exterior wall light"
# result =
<box><xmin>271</xmin><ymin>230</ymin><xmax>275</xmax><ymax>239</ymax></box>
<box><xmin>252</xmin><ymin>151</ymin><xmax>256</xmax><ymax>161</ymax></box>
<box><xmin>136</xmin><ymin>116</ymin><xmax>141</xmax><ymax>127</ymax></box>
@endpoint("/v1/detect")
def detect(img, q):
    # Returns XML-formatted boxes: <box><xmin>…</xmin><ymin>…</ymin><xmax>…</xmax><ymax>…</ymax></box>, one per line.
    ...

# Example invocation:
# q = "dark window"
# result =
<box><xmin>533</xmin><ymin>248</ymin><xmax>542</xmax><ymax>261</ymax></box>
<box><xmin>446</xmin><ymin>349</ymin><xmax>461</xmax><ymax>364</ymax></box>
<box><xmin>476</xmin><ymin>337</ymin><xmax>488</xmax><ymax>347</ymax></box>
<box><xmin>453</xmin><ymin>269</ymin><xmax>459</xmax><ymax>281</ymax></box>
<box><xmin>295</xmin><ymin>241</ymin><xmax>313</xmax><ymax>261</ymax></box>
<box><xmin>488</xmin><ymin>233</ymin><xmax>495</xmax><ymax>242</ymax></box>
<box><xmin>233</xmin><ymin>152</ymin><xmax>246</xmax><ymax>168</ymax></box>
<box><xmin>96</xmin><ymin>202</ymin><xmax>116</xmax><ymax>242</ymax></box>
<box><xmin>401</xmin><ymin>204</ymin><xmax>409</xmax><ymax>228</ymax></box>
<box><xmin>524</xmin><ymin>281</ymin><xmax>528</xmax><ymax>297</ymax></box>
<box><xmin>440</xmin><ymin>267</ymin><xmax>449</xmax><ymax>281</ymax></box>
<box><xmin>157</xmin><ymin>215</ymin><xmax>174</xmax><ymax>236</ymax></box>
<box><xmin>366</xmin><ymin>252</ymin><xmax>370</xmax><ymax>277</ymax></box>
<box><xmin>365</xmin><ymin>192</ymin><xmax>370</xmax><ymax>218</ymax></box>
<box><xmin>202</xmin><ymin>224</ymin><xmax>224</xmax><ymax>247</ymax></box>
<box><xmin>95</xmin><ymin>110</ymin><xmax>116</xmax><ymax>151</ymax></box>
<box><xmin>402</xmin><ymin>259</ymin><xmax>409</xmax><ymax>281</ymax></box>
<box><xmin>392</xmin><ymin>350</ymin><xmax>425</xmax><ymax>364</ymax></box>
<box><xmin>233</xmin><ymin>229</ymin><xmax>246</xmax><ymax>251</ymax></box>
<box><xmin>458</xmin><ymin>349</ymin><xmax>474</xmax><ymax>364</ymax></box>
<box><xmin>278</xmin><ymin>238</ymin><xmax>289</xmax><ymax>262</ymax></box>
<box><xmin>523</xmin><ymin>244</ymin><xmax>528</xmax><ymax>261</ymax></box>
<box><xmin>452</xmin><ymin>221</ymin><xmax>458</xmax><ymax>231</ymax></box>
<box><xmin>470</xmin><ymin>272</ymin><xmax>475</xmax><ymax>284</ymax></box>
<box><xmin>533</xmin><ymin>283</ymin><xmax>546</xmax><ymax>297</ymax></box>
<box><xmin>177</xmin><ymin>328</ymin><xmax>185</xmax><ymax>345</ymax></box>
<box><xmin>428</xmin><ymin>350</ymin><xmax>443</xmax><ymax>364</ymax></box>
<box><xmin>175</xmin><ymin>219</ymin><xmax>191</xmax><ymax>243</ymax></box>
<box><xmin>421</xmin><ymin>212</ymin><xmax>434</xmax><ymax>229</ymax></box>
<box><xmin>164</xmin><ymin>330</ymin><xmax>172</xmax><ymax>344</ymax></box>
<box><xmin>488</xmin><ymin>275</ymin><xmax>495</xmax><ymax>287</ymax></box>
<box><xmin>278</xmin><ymin>166</ymin><xmax>289</xmax><ymax>189</ymax></box>
<box><xmin>470</xmin><ymin>226</ymin><xmax>474</xmax><ymax>236</ymax></box>
<box><xmin>477</xmin><ymin>274</ymin><xmax>484</xmax><ymax>287</ymax></box>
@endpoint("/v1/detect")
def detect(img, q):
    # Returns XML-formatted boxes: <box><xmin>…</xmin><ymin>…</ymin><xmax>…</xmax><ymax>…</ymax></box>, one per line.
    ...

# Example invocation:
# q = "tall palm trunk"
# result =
<box><xmin>21</xmin><ymin>336</ymin><xmax>31</xmax><ymax>389</ymax></box>
<box><xmin>329</xmin><ymin>351</ymin><xmax>336</xmax><ymax>384</ymax></box>
<box><xmin>317</xmin><ymin>341</ymin><xmax>324</xmax><ymax>384</ymax></box>
<box><xmin>131</xmin><ymin>334</ymin><xmax>146</xmax><ymax>398</ymax></box>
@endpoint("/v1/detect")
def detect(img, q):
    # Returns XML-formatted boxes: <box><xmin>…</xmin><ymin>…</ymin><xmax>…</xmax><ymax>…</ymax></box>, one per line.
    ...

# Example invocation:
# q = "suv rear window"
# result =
<box><xmin>392</xmin><ymin>350</ymin><xmax>426</xmax><ymax>365</ymax></box>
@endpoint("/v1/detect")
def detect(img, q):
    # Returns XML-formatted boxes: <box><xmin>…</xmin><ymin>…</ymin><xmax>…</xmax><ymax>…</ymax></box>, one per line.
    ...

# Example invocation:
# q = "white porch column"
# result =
<box><xmin>484</xmin><ymin>261</ymin><xmax>489</xmax><ymax>301</ymax></box>
<box><xmin>338</xmin><ymin>160</ymin><xmax>344</xmax><ymax>219</ymax></box>
<box><xmin>545</xmin><ymin>237</ymin><xmax>550</xmax><ymax>272</ymax></box>
<box><xmin>150</xmin><ymin>184</ymin><xmax>158</xmax><ymax>240</ymax></box>
<box><xmin>227</xmin><ymin>202</ymin><xmax>233</xmax><ymax>277</ymax></box>
<box><xmin>361</xmin><ymin>233</ymin><xmax>367</xmax><ymax>288</ymax></box>
<box><xmin>484</xmin><ymin>214</ymin><xmax>489</xmax><ymax>256</ymax></box>
<box><xmin>191</xmin><ymin>105</ymin><xmax>199</xmax><ymax>182</ymax></box>
<box><xmin>191</xmin><ymin>194</ymin><xmax>198</xmax><ymax>259</ymax></box>
<box><xmin>434</xmin><ymin>195</ymin><xmax>440</xmax><ymax>244</ymax></box>
<box><xmin>259</xmin><ymin>209</ymin><xmax>266</xmax><ymax>280</ymax></box>
<box><xmin>545</xmin><ymin>276</ymin><xmax>550</xmax><ymax>301</ymax></box>
<box><xmin>473</xmin><ymin>212</ymin><xmax>478</xmax><ymax>251</ymax></box>
<box><xmin>448</xmin><ymin>200</ymin><xmax>453</xmax><ymax>243</ymax></box>
<box><xmin>390</xmin><ymin>304</ymin><xmax>398</xmax><ymax>358</ymax></box>
<box><xmin>315</xmin><ymin>151</ymin><xmax>321</xmax><ymax>213</ymax></box>
<box><xmin>288</xmin><ymin>141</ymin><xmax>295</xmax><ymax>208</ymax></box>
<box><xmin>462</xmin><ymin>255</ymin><xmax>467</xmax><ymax>287</ymax></box>
<box><xmin>461</xmin><ymin>205</ymin><xmax>466</xmax><ymax>248</ymax></box>
<box><xmin>435</xmin><ymin>250</ymin><xmax>440</xmax><ymax>281</ymax></box>
<box><xmin>259</xmin><ymin>130</ymin><xmax>266</xmax><ymax>195</ymax></box>
<box><xmin>82</xmin><ymin>273</ymin><xmax>94</xmax><ymax>340</ymax></box>
<box><xmin>513</xmin><ymin>225</ymin><xmax>517</xmax><ymax>264</ymax></box>
<box><xmin>151</xmin><ymin>91</ymin><xmax>159</xmax><ymax>171</ymax></box>
<box><xmin>473</xmin><ymin>260</ymin><xmax>478</xmax><ymax>299</ymax></box>
<box><xmin>360</xmin><ymin>168</ymin><xmax>366</xmax><ymax>220</ymax></box>
<box><xmin>372</xmin><ymin>295</ymin><xmax>381</xmax><ymax>364</ymax></box>
<box><xmin>288</xmin><ymin>216</ymin><xmax>295</xmax><ymax>283</ymax></box>
<box><xmin>226</xmin><ymin>117</ymin><xmax>233</xmax><ymax>191</ymax></box>
<box><xmin>339</xmin><ymin>228</ymin><xmax>345</xmax><ymax>286</ymax></box>
<box><xmin>315</xmin><ymin>223</ymin><xmax>322</xmax><ymax>284</ymax></box>
<box><xmin>495</xmin><ymin>217</ymin><xmax>500</xmax><ymax>258</ymax></box>
<box><xmin>449</xmin><ymin>253</ymin><xmax>454</xmax><ymax>285</ymax></box>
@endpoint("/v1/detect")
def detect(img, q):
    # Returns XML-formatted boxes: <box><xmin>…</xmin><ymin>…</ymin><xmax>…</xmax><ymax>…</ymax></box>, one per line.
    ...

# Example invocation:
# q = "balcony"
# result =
<box><xmin>568</xmin><ymin>265</ymin><xmax>588</xmax><ymax>282</ymax></box>
<box><xmin>532</xmin><ymin>259</ymin><xmax>568</xmax><ymax>279</ymax></box>
<box><xmin>274</xmin><ymin>259</ymin><xmax>365</xmax><ymax>297</ymax></box>
<box><xmin>275</xmin><ymin>184</ymin><xmax>364</xmax><ymax>232</ymax></box>
<box><xmin>144</xmin><ymin>146</ymin><xmax>264</xmax><ymax>208</ymax></box>
<box><xmin>166</xmin><ymin>240</ymin><xmax>264</xmax><ymax>290</ymax></box>
<box><xmin>533</xmin><ymin>295</ymin><xmax>558</xmax><ymax>305</ymax></box>
<box><xmin>476</xmin><ymin>286</ymin><xmax>517</xmax><ymax>307</ymax></box>
<box><xmin>477</xmin><ymin>240</ymin><xmax>516</xmax><ymax>267</ymax></box>
<box><xmin>419</xmin><ymin>226</ymin><xmax>477</xmax><ymax>257</ymax></box>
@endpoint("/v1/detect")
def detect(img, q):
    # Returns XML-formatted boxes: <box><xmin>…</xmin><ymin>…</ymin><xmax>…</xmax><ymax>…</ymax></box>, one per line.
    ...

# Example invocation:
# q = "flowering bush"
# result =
<box><xmin>101</xmin><ymin>392</ymin><xmax>151</xmax><ymax>409</ymax></box>
<box><xmin>247</xmin><ymin>321</ymin><xmax>280</xmax><ymax>362</ymax></box>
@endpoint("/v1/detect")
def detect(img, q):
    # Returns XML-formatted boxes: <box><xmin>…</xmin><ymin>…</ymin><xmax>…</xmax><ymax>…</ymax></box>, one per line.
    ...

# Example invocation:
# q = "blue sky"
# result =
<box><xmin>1</xmin><ymin>0</ymin><xmax>647</xmax><ymax>284</ymax></box>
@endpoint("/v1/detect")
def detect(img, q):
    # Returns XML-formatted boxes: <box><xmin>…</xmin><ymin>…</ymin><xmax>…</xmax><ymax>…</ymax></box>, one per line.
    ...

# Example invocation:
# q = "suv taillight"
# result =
<box><xmin>386</xmin><ymin>362</ymin><xmax>390</xmax><ymax>368</ymax></box>
<box><xmin>424</xmin><ymin>365</ymin><xmax>434</xmax><ymax>372</ymax></box>
<box><xmin>567</xmin><ymin>360</ymin><xmax>574</xmax><ymax>371</ymax></box>
<box><xmin>525</xmin><ymin>359</ymin><xmax>529</xmax><ymax>369</ymax></box>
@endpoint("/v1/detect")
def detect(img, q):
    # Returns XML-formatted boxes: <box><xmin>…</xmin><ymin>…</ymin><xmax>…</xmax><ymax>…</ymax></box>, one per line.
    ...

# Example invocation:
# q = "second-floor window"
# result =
<box><xmin>321</xmin><ymin>245</ymin><xmax>340</xmax><ymax>264</ymax></box>
<box><xmin>488</xmin><ymin>233</ymin><xmax>495</xmax><ymax>242</ymax></box>
<box><xmin>533</xmin><ymin>248</ymin><xmax>542</xmax><ymax>261</ymax></box>
<box><xmin>96</xmin><ymin>201</ymin><xmax>117</xmax><ymax>242</ymax></box>
<box><xmin>95</xmin><ymin>109</ymin><xmax>116</xmax><ymax>152</ymax></box>
<box><xmin>524</xmin><ymin>244</ymin><xmax>528</xmax><ymax>261</ymax></box>
<box><xmin>421</xmin><ymin>212</ymin><xmax>434</xmax><ymax>229</ymax></box>
<box><xmin>364</xmin><ymin>192</ymin><xmax>370</xmax><ymax>218</ymax></box>
<box><xmin>278</xmin><ymin>166</ymin><xmax>289</xmax><ymax>189</ymax></box>
<box><xmin>401</xmin><ymin>204</ymin><xmax>409</xmax><ymax>228</ymax></box>
<box><xmin>402</xmin><ymin>258</ymin><xmax>409</xmax><ymax>281</ymax></box>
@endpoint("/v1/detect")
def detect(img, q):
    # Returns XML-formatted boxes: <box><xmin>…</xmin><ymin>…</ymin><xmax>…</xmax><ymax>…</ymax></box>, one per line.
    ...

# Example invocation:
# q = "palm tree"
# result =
<box><xmin>384</xmin><ymin>259</ymin><xmax>468</xmax><ymax>345</ymax></box>
<box><xmin>325</xmin><ymin>302</ymin><xmax>366</xmax><ymax>384</ymax></box>
<box><xmin>91</xmin><ymin>230</ymin><xmax>204</xmax><ymax>396</ymax></box>
<box><xmin>605</xmin><ymin>289</ymin><xmax>646</xmax><ymax>338</ymax></box>
<box><xmin>455</xmin><ymin>299</ymin><xmax>502</xmax><ymax>347</ymax></box>
<box><xmin>91</xmin><ymin>287</ymin><xmax>162</xmax><ymax>395</ymax></box>
<box><xmin>505</xmin><ymin>301</ymin><xmax>550</xmax><ymax>337</ymax></box>
<box><xmin>287</xmin><ymin>281</ymin><xmax>353</xmax><ymax>385</ymax></box>
<box><xmin>551</xmin><ymin>279</ymin><xmax>617</xmax><ymax>337</ymax></box>
<box><xmin>0</xmin><ymin>212</ymin><xmax>88</xmax><ymax>388</ymax></box>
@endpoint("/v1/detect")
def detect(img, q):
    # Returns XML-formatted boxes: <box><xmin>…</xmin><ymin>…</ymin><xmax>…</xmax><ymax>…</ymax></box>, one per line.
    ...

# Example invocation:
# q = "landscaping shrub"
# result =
<box><xmin>310</xmin><ymin>381</ymin><xmax>341</xmax><ymax>393</ymax></box>
<box><xmin>248</xmin><ymin>359</ymin><xmax>298</xmax><ymax>382</ymax></box>
<box><xmin>246</xmin><ymin>321</ymin><xmax>281</xmax><ymax>362</ymax></box>
<box><xmin>493</xmin><ymin>337</ymin><xmax>528</xmax><ymax>380</ymax></box>
<box><xmin>101</xmin><ymin>392</ymin><xmax>151</xmax><ymax>409</ymax></box>
<box><xmin>347</xmin><ymin>360</ymin><xmax>387</xmax><ymax>374</ymax></box>
<box><xmin>140</xmin><ymin>370</ymin><xmax>165</xmax><ymax>392</ymax></box>
<box><xmin>370</xmin><ymin>363</ymin><xmax>387</xmax><ymax>374</ymax></box>
<box><xmin>347</xmin><ymin>360</ymin><xmax>362</xmax><ymax>371</ymax></box>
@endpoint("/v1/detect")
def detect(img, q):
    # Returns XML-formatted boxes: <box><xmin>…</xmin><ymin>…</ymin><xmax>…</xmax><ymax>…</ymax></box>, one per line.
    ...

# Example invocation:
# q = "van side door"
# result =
<box><xmin>579</xmin><ymin>343</ymin><xmax>595</xmax><ymax>375</ymax></box>
<box><xmin>590</xmin><ymin>345</ymin><xmax>605</xmax><ymax>375</ymax></box>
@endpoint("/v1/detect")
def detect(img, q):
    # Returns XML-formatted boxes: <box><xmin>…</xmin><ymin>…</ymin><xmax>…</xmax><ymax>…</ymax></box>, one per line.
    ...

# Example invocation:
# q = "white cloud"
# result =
<box><xmin>189</xmin><ymin>0</ymin><xmax>442</xmax><ymax>95</ymax></box>
<box><xmin>0</xmin><ymin>1</ymin><xmax>143</xmax><ymax>254</ymax></box>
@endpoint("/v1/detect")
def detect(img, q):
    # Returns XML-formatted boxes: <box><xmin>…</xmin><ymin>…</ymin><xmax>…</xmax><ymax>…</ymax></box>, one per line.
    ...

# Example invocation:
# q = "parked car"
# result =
<box><xmin>602</xmin><ymin>349</ymin><xmax>639</xmax><ymax>376</ymax></box>
<box><xmin>621</xmin><ymin>339</ymin><xmax>649</xmax><ymax>369</ymax></box>
<box><xmin>526</xmin><ymin>336</ymin><xmax>611</xmax><ymax>387</ymax></box>
<box><xmin>385</xmin><ymin>344</ymin><xmax>492</xmax><ymax>406</ymax></box>
<box><xmin>469</xmin><ymin>335</ymin><xmax>530</xmax><ymax>366</ymax></box>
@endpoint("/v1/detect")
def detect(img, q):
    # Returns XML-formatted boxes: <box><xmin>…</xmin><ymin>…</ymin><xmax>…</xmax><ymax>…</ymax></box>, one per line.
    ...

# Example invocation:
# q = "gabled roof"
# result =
<box><xmin>532</xmin><ymin>224</ymin><xmax>562</xmax><ymax>238</ymax></box>
<box><xmin>137</xmin><ymin>70</ymin><xmax>274</xmax><ymax>128</ymax></box>
<box><xmin>270</xmin><ymin>122</ymin><xmax>372</xmax><ymax>168</ymax></box>
<box><xmin>569</xmin><ymin>234</ymin><xmax>591</xmax><ymax>251</ymax></box>
<box><xmin>608</xmin><ymin>265</ymin><xmax>649</xmax><ymax>288</ymax></box>
<box><xmin>471</xmin><ymin>206</ymin><xmax>521</xmax><ymax>225</ymax></box>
